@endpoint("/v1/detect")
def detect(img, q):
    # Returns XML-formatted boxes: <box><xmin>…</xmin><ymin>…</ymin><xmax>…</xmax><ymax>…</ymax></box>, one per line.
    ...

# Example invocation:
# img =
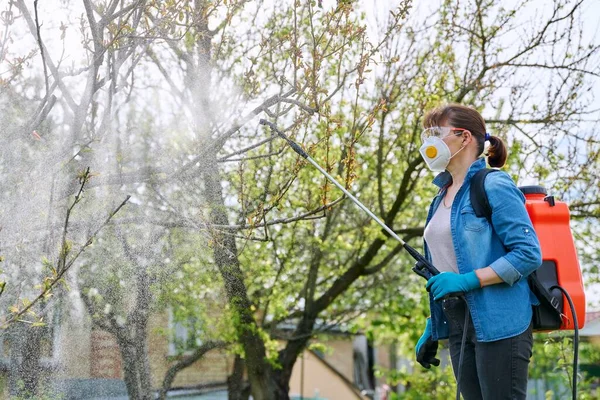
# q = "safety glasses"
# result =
<box><xmin>421</xmin><ymin>126</ymin><xmax>466</xmax><ymax>142</ymax></box>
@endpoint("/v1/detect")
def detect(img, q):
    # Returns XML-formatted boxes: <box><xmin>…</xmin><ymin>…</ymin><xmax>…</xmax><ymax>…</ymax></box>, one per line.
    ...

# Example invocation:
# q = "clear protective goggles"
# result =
<box><xmin>421</xmin><ymin>126</ymin><xmax>466</xmax><ymax>143</ymax></box>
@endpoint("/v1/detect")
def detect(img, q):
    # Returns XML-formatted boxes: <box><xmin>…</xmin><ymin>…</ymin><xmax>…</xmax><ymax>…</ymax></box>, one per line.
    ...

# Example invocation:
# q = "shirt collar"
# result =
<box><xmin>432</xmin><ymin>158</ymin><xmax>487</xmax><ymax>188</ymax></box>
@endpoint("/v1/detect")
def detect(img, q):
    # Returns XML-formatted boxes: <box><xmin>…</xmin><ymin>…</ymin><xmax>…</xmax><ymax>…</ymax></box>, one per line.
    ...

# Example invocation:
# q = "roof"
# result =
<box><xmin>585</xmin><ymin>311</ymin><xmax>600</xmax><ymax>323</ymax></box>
<box><xmin>580</xmin><ymin>311</ymin><xmax>600</xmax><ymax>337</ymax></box>
<box><xmin>275</xmin><ymin>322</ymin><xmax>356</xmax><ymax>336</ymax></box>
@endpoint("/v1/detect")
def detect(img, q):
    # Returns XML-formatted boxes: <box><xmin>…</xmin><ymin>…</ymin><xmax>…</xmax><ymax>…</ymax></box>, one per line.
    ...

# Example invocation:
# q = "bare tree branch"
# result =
<box><xmin>33</xmin><ymin>0</ymin><xmax>49</xmax><ymax>97</ymax></box>
<box><xmin>1</xmin><ymin>187</ymin><xmax>130</xmax><ymax>328</ymax></box>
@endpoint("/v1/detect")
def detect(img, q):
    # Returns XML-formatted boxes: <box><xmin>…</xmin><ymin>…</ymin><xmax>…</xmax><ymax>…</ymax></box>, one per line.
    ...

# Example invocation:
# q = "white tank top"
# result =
<box><xmin>423</xmin><ymin>196</ymin><xmax>459</xmax><ymax>274</ymax></box>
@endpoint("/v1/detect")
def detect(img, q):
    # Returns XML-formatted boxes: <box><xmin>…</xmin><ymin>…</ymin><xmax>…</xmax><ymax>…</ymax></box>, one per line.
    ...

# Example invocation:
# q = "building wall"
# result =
<box><xmin>289</xmin><ymin>350</ymin><xmax>366</xmax><ymax>400</ymax></box>
<box><xmin>320</xmin><ymin>338</ymin><xmax>355</xmax><ymax>383</ymax></box>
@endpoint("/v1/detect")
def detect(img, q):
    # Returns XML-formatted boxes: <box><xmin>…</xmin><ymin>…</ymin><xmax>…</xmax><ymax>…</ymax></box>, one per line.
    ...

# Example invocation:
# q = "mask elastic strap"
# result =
<box><xmin>449</xmin><ymin>143</ymin><xmax>466</xmax><ymax>160</ymax></box>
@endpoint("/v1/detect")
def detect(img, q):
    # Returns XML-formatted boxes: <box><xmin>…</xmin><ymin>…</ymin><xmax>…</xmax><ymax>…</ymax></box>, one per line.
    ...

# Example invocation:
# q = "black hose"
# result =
<box><xmin>455</xmin><ymin>298</ymin><xmax>469</xmax><ymax>400</ymax></box>
<box><xmin>551</xmin><ymin>286</ymin><xmax>579</xmax><ymax>400</ymax></box>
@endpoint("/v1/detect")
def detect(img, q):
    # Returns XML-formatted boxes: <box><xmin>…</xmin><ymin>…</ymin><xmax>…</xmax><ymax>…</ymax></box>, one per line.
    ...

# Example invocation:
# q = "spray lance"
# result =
<box><xmin>261</xmin><ymin>119</ymin><xmax>476</xmax><ymax>400</ymax></box>
<box><xmin>259</xmin><ymin>119</ymin><xmax>439</xmax><ymax>281</ymax></box>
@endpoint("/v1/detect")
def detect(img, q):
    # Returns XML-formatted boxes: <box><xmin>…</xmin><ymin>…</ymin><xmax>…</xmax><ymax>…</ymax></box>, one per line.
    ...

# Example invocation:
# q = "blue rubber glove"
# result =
<box><xmin>415</xmin><ymin>318</ymin><xmax>440</xmax><ymax>369</ymax></box>
<box><xmin>426</xmin><ymin>271</ymin><xmax>481</xmax><ymax>301</ymax></box>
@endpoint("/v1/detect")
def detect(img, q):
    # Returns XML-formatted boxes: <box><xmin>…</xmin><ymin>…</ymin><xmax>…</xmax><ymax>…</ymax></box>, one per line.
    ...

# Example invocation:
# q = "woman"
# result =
<box><xmin>414</xmin><ymin>104</ymin><xmax>542</xmax><ymax>400</ymax></box>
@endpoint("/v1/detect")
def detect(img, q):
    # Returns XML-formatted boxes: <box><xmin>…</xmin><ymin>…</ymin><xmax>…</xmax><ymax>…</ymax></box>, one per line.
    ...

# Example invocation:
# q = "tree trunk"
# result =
<box><xmin>272</xmin><ymin>314</ymin><xmax>318</xmax><ymax>400</ymax></box>
<box><xmin>9</xmin><ymin>324</ymin><xmax>44</xmax><ymax>397</ymax></box>
<box><xmin>118</xmin><ymin>337</ymin><xmax>142</xmax><ymax>400</ymax></box>
<box><xmin>203</xmin><ymin>162</ymin><xmax>278</xmax><ymax>400</ymax></box>
<box><xmin>107</xmin><ymin>268</ymin><xmax>153</xmax><ymax>400</ymax></box>
<box><xmin>228</xmin><ymin>355</ymin><xmax>251</xmax><ymax>400</ymax></box>
<box><xmin>82</xmin><ymin>299</ymin><xmax>154</xmax><ymax>400</ymax></box>
<box><xmin>117</xmin><ymin>334</ymin><xmax>153</xmax><ymax>400</ymax></box>
<box><xmin>132</xmin><ymin>269</ymin><xmax>154</xmax><ymax>398</ymax></box>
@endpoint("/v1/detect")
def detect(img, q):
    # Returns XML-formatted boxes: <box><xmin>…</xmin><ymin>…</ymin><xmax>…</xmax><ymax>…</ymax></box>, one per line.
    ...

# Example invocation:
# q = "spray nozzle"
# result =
<box><xmin>260</xmin><ymin>119</ymin><xmax>309</xmax><ymax>159</ymax></box>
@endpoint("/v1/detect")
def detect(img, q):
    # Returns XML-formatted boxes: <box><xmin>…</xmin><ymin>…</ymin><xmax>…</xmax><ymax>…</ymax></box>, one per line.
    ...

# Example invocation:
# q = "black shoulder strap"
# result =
<box><xmin>470</xmin><ymin>168</ymin><xmax>499</xmax><ymax>222</ymax></box>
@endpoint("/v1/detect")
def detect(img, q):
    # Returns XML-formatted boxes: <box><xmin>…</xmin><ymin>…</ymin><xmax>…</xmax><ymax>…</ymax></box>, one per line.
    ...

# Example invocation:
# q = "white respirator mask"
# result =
<box><xmin>419</xmin><ymin>127</ymin><xmax>466</xmax><ymax>172</ymax></box>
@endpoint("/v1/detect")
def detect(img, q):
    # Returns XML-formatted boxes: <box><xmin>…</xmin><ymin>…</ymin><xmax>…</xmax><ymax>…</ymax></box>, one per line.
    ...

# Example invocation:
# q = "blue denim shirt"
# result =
<box><xmin>425</xmin><ymin>158</ymin><xmax>543</xmax><ymax>342</ymax></box>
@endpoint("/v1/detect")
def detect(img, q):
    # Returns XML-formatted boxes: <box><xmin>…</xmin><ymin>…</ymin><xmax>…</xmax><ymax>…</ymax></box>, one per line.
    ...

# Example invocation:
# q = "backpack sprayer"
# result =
<box><xmin>260</xmin><ymin>119</ymin><xmax>586</xmax><ymax>400</ymax></box>
<box><xmin>471</xmin><ymin>169</ymin><xmax>586</xmax><ymax>400</ymax></box>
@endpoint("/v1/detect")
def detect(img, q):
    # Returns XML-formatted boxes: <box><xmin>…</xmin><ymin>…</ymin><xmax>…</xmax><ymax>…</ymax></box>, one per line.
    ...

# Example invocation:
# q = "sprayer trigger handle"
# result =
<box><xmin>413</xmin><ymin>261</ymin><xmax>433</xmax><ymax>280</ymax></box>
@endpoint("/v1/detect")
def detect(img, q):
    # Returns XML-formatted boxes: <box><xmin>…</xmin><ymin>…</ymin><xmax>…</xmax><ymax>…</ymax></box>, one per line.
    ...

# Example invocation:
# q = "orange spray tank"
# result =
<box><xmin>520</xmin><ymin>185</ymin><xmax>586</xmax><ymax>330</ymax></box>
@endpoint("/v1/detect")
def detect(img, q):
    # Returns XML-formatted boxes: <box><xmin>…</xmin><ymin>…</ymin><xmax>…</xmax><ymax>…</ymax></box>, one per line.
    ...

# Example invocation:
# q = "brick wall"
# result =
<box><xmin>90</xmin><ymin>329</ymin><xmax>123</xmax><ymax>379</ymax></box>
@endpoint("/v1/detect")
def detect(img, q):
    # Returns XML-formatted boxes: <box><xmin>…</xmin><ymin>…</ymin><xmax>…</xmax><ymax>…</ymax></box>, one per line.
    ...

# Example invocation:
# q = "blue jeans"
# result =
<box><xmin>442</xmin><ymin>297</ymin><xmax>533</xmax><ymax>400</ymax></box>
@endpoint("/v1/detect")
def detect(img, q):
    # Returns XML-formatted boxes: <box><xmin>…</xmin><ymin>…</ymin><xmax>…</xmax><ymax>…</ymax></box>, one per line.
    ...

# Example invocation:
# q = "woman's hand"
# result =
<box><xmin>426</xmin><ymin>271</ymin><xmax>481</xmax><ymax>300</ymax></box>
<box><xmin>416</xmin><ymin>318</ymin><xmax>440</xmax><ymax>369</ymax></box>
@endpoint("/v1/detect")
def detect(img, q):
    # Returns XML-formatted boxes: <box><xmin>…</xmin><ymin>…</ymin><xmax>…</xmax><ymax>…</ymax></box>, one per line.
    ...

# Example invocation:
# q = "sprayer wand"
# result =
<box><xmin>259</xmin><ymin>119</ymin><xmax>439</xmax><ymax>280</ymax></box>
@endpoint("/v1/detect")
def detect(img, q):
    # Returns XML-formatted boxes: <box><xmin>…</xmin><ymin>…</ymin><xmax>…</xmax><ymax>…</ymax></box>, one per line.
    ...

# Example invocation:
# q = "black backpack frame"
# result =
<box><xmin>470</xmin><ymin>169</ymin><xmax>564</xmax><ymax>331</ymax></box>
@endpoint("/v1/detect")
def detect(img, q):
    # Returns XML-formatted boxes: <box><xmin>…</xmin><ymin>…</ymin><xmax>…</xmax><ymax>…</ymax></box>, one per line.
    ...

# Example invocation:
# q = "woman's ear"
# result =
<box><xmin>462</xmin><ymin>130</ymin><xmax>473</xmax><ymax>146</ymax></box>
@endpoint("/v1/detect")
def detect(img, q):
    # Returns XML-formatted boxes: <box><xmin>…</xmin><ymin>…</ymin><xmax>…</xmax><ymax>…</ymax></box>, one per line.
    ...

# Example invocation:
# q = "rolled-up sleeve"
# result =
<box><xmin>485</xmin><ymin>172</ymin><xmax>543</xmax><ymax>285</ymax></box>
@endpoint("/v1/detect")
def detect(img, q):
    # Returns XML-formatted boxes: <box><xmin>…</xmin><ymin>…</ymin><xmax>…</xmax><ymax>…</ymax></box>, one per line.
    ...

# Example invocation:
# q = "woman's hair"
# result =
<box><xmin>423</xmin><ymin>103</ymin><xmax>507</xmax><ymax>168</ymax></box>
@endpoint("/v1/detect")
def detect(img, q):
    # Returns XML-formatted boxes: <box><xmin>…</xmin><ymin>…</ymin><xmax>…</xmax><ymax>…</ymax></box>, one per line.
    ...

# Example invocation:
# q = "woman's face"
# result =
<box><xmin>419</xmin><ymin>118</ymin><xmax>477</xmax><ymax>172</ymax></box>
